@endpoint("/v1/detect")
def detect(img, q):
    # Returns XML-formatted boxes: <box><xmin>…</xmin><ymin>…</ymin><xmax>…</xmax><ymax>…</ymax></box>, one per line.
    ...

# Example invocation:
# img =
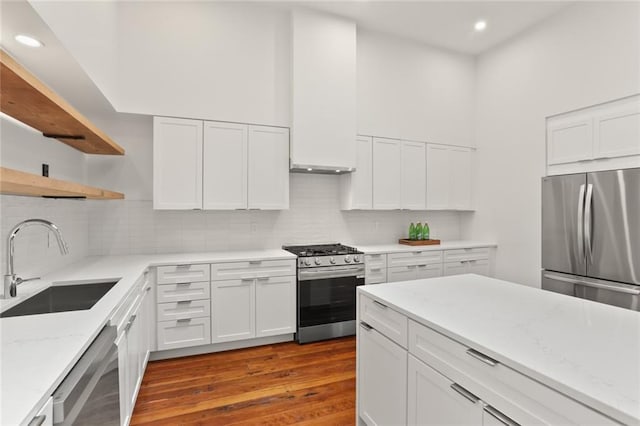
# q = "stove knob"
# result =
<box><xmin>354</xmin><ymin>255</ymin><xmax>360</xmax><ymax>263</ymax></box>
<box><xmin>330</xmin><ymin>256</ymin><xmax>336</xmax><ymax>264</ymax></box>
<box><xmin>315</xmin><ymin>257</ymin><xmax>322</xmax><ymax>265</ymax></box>
<box><xmin>304</xmin><ymin>259</ymin><xmax>311</xmax><ymax>266</ymax></box>
<box><xmin>344</xmin><ymin>255</ymin><xmax>352</xmax><ymax>263</ymax></box>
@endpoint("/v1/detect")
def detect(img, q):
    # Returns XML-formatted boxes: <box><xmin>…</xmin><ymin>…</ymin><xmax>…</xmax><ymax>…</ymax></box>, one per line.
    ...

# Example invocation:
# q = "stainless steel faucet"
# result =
<box><xmin>3</xmin><ymin>219</ymin><xmax>69</xmax><ymax>298</ymax></box>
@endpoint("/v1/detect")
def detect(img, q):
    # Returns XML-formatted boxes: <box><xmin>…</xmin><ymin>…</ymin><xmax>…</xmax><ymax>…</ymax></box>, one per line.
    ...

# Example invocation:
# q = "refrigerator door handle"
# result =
<box><xmin>577</xmin><ymin>184</ymin><xmax>586</xmax><ymax>261</ymax></box>
<box><xmin>543</xmin><ymin>272</ymin><xmax>640</xmax><ymax>295</ymax></box>
<box><xmin>584</xmin><ymin>183</ymin><xmax>594</xmax><ymax>263</ymax></box>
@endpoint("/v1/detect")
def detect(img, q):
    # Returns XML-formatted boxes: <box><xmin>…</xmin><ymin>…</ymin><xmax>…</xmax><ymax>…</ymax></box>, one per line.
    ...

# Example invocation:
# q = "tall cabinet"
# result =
<box><xmin>153</xmin><ymin>117</ymin><xmax>289</xmax><ymax>210</ymax></box>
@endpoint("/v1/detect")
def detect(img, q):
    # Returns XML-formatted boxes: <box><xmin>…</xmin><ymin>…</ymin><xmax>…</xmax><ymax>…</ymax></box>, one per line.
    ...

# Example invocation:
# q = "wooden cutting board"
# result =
<box><xmin>398</xmin><ymin>239</ymin><xmax>441</xmax><ymax>246</ymax></box>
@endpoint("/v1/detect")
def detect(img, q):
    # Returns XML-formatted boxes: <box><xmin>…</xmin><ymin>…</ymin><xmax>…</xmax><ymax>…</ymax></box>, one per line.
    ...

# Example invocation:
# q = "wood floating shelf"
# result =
<box><xmin>0</xmin><ymin>49</ymin><xmax>125</xmax><ymax>155</ymax></box>
<box><xmin>0</xmin><ymin>167</ymin><xmax>124</xmax><ymax>200</ymax></box>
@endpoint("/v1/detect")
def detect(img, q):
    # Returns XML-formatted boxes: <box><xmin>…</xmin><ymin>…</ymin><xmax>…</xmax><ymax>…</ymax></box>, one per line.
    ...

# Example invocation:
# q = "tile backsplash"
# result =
<box><xmin>0</xmin><ymin>175</ymin><xmax>466</xmax><ymax>277</ymax></box>
<box><xmin>0</xmin><ymin>196</ymin><xmax>89</xmax><ymax>278</ymax></box>
<box><xmin>88</xmin><ymin>174</ymin><xmax>465</xmax><ymax>255</ymax></box>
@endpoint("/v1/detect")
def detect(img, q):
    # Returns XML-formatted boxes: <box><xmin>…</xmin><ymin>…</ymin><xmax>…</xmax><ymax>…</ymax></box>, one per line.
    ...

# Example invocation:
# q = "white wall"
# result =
<box><xmin>0</xmin><ymin>118</ymin><xmax>91</xmax><ymax>278</ymax></box>
<box><xmin>357</xmin><ymin>29</ymin><xmax>476</xmax><ymax>146</ymax></box>
<box><xmin>463</xmin><ymin>2</ymin><xmax>640</xmax><ymax>287</ymax></box>
<box><xmin>32</xmin><ymin>1</ymin><xmax>291</xmax><ymax>127</ymax></box>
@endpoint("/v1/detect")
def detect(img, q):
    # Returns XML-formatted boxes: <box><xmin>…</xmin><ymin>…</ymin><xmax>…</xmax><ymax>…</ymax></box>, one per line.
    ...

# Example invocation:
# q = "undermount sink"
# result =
<box><xmin>0</xmin><ymin>281</ymin><xmax>118</xmax><ymax>318</ymax></box>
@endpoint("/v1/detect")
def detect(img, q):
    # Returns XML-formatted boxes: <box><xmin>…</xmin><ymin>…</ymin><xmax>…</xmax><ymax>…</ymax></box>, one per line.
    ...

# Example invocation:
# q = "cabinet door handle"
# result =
<box><xmin>359</xmin><ymin>321</ymin><xmax>373</xmax><ymax>331</ymax></box>
<box><xmin>373</xmin><ymin>300</ymin><xmax>388</xmax><ymax>309</ymax></box>
<box><xmin>484</xmin><ymin>405</ymin><xmax>520</xmax><ymax>426</ymax></box>
<box><xmin>466</xmin><ymin>348</ymin><xmax>499</xmax><ymax>366</ymax></box>
<box><xmin>450</xmin><ymin>383</ymin><xmax>480</xmax><ymax>404</ymax></box>
<box><xmin>28</xmin><ymin>415</ymin><xmax>47</xmax><ymax>426</ymax></box>
<box><xmin>124</xmin><ymin>314</ymin><xmax>137</xmax><ymax>332</ymax></box>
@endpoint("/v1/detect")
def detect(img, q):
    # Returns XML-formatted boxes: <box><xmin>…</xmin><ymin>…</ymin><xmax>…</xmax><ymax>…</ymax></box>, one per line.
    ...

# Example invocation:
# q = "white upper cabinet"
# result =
<box><xmin>203</xmin><ymin>122</ymin><xmax>248</xmax><ymax>210</ymax></box>
<box><xmin>154</xmin><ymin>117</ymin><xmax>289</xmax><ymax>210</ymax></box>
<box><xmin>450</xmin><ymin>147</ymin><xmax>473</xmax><ymax>210</ymax></box>
<box><xmin>547</xmin><ymin>95</ymin><xmax>640</xmax><ymax>175</ymax></box>
<box><xmin>593</xmin><ymin>96</ymin><xmax>640</xmax><ymax>159</ymax></box>
<box><xmin>426</xmin><ymin>144</ymin><xmax>474</xmax><ymax>211</ymax></box>
<box><xmin>547</xmin><ymin>112</ymin><xmax>593</xmax><ymax>165</ymax></box>
<box><xmin>153</xmin><ymin>117</ymin><xmax>203</xmax><ymax>210</ymax></box>
<box><xmin>340</xmin><ymin>136</ymin><xmax>373</xmax><ymax>210</ymax></box>
<box><xmin>290</xmin><ymin>9</ymin><xmax>357</xmax><ymax>172</ymax></box>
<box><xmin>425</xmin><ymin>144</ymin><xmax>451</xmax><ymax>210</ymax></box>
<box><xmin>248</xmin><ymin>126</ymin><xmax>289</xmax><ymax>210</ymax></box>
<box><xmin>372</xmin><ymin>137</ymin><xmax>402</xmax><ymax>210</ymax></box>
<box><xmin>401</xmin><ymin>141</ymin><xmax>427</xmax><ymax>210</ymax></box>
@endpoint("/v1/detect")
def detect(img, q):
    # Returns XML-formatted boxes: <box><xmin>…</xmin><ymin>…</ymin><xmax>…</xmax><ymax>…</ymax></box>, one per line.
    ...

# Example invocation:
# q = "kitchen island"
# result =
<box><xmin>357</xmin><ymin>274</ymin><xmax>640</xmax><ymax>425</ymax></box>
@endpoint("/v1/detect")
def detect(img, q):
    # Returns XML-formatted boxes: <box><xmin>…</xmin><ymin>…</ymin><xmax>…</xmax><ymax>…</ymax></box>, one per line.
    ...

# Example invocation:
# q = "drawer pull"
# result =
<box><xmin>450</xmin><ymin>383</ymin><xmax>480</xmax><ymax>404</ymax></box>
<box><xmin>176</xmin><ymin>264</ymin><xmax>191</xmax><ymax>269</ymax></box>
<box><xmin>177</xmin><ymin>318</ymin><xmax>192</xmax><ymax>323</ymax></box>
<box><xmin>466</xmin><ymin>348</ymin><xmax>499</xmax><ymax>366</ymax></box>
<box><xmin>359</xmin><ymin>321</ymin><xmax>373</xmax><ymax>331</ymax></box>
<box><xmin>484</xmin><ymin>405</ymin><xmax>520</xmax><ymax>426</ymax></box>
<box><xmin>249</xmin><ymin>260</ymin><xmax>262</xmax><ymax>265</ymax></box>
<box><xmin>370</xmin><ymin>267</ymin><xmax>382</xmax><ymax>271</ymax></box>
<box><xmin>373</xmin><ymin>300</ymin><xmax>388</xmax><ymax>309</ymax></box>
<box><xmin>177</xmin><ymin>300</ymin><xmax>192</xmax><ymax>305</ymax></box>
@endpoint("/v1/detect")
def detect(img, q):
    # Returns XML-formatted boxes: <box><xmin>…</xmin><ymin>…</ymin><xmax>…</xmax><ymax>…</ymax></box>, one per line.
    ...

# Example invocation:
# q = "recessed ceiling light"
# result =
<box><xmin>474</xmin><ymin>20</ymin><xmax>487</xmax><ymax>32</ymax></box>
<box><xmin>15</xmin><ymin>34</ymin><xmax>43</xmax><ymax>48</ymax></box>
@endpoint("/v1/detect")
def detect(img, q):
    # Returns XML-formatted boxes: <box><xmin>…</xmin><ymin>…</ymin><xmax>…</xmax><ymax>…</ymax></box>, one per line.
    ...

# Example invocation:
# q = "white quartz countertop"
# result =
<box><xmin>0</xmin><ymin>249</ymin><xmax>295</xmax><ymax>426</ymax></box>
<box><xmin>356</xmin><ymin>240</ymin><xmax>497</xmax><ymax>254</ymax></box>
<box><xmin>359</xmin><ymin>274</ymin><xmax>640</xmax><ymax>425</ymax></box>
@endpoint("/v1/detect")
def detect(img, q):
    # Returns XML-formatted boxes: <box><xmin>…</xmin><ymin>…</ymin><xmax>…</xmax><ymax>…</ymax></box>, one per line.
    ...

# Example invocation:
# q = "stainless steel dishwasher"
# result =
<box><xmin>52</xmin><ymin>325</ymin><xmax>120</xmax><ymax>425</ymax></box>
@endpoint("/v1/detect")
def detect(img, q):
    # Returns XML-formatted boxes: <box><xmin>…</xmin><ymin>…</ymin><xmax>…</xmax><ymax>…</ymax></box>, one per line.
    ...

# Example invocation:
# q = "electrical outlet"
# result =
<box><xmin>42</xmin><ymin>163</ymin><xmax>49</xmax><ymax>177</ymax></box>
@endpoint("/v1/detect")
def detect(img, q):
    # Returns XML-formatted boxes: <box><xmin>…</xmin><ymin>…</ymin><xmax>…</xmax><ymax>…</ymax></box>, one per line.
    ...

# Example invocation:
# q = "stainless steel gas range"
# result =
<box><xmin>283</xmin><ymin>243</ymin><xmax>365</xmax><ymax>344</ymax></box>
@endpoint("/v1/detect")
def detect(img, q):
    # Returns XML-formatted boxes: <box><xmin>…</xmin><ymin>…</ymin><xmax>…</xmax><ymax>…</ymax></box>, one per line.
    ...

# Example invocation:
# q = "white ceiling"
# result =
<box><xmin>289</xmin><ymin>1</ymin><xmax>573</xmax><ymax>54</ymax></box>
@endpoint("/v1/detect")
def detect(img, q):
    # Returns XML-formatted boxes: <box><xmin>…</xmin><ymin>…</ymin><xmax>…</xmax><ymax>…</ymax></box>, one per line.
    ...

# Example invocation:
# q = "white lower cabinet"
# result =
<box><xmin>443</xmin><ymin>248</ymin><xmax>491</xmax><ymax>277</ymax></box>
<box><xmin>358</xmin><ymin>294</ymin><xmax>617</xmax><ymax>426</ymax></box>
<box><xmin>212</xmin><ymin>275</ymin><xmax>296</xmax><ymax>343</ymax></box>
<box><xmin>358</xmin><ymin>322</ymin><xmax>407</xmax><ymax>426</ymax></box>
<box><xmin>256</xmin><ymin>276</ymin><xmax>296</xmax><ymax>337</ymax></box>
<box><xmin>211</xmin><ymin>279</ymin><xmax>256</xmax><ymax>343</ymax></box>
<box><xmin>157</xmin><ymin>317</ymin><xmax>212</xmax><ymax>350</ymax></box>
<box><xmin>408</xmin><ymin>355</ymin><xmax>483</xmax><ymax>425</ymax></box>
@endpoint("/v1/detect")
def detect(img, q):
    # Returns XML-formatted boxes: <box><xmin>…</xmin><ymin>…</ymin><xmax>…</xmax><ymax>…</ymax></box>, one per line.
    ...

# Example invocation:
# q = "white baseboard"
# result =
<box><xmin>149</xmin><ymin>334</ymin><xmax>295</xmax><ymax>361</ymax></box>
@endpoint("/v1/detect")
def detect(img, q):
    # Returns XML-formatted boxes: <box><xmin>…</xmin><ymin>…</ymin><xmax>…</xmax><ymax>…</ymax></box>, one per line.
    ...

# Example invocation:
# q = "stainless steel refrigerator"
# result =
<box><xmin>541</xmin><ymin>168</ymin><xmax>640</xmax><ymax>310</ymax></box>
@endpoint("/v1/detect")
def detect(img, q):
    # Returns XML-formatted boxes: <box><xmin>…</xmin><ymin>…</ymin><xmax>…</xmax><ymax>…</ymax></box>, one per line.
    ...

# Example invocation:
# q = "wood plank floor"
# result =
<box><xmin>131</xmin><ymin>337</ymin><xmax>356</xmax><ymax>425</ymax></box>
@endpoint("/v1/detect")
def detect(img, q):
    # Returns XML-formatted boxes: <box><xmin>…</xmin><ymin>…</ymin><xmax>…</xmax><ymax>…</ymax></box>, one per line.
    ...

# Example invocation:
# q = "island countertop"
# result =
<box><xmin>359</xmin><ymin>274</ymin><xmax>640</xmax><ymax>425</ymax></box>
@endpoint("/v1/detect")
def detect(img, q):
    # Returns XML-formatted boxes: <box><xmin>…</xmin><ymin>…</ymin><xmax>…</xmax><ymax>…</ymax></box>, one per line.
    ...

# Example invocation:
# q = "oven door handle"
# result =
<box><xmin>299</xmin><ymin>266</ymin><xmax>365</xmax><ymax>281</ymax></box>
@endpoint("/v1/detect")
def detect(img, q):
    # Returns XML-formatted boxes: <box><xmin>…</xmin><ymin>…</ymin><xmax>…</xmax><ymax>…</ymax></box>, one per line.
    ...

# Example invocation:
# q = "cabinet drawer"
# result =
<box><xmin>387</xmin><ymin>266</ymin><xmax>417</xmax><ymax>283</ymax></box>
<box><xmin>360</xmin><ymin>294</ymin><xmax>407</xmax><ymax>348</ymax></box>
<box><xmin>211</xmin><ymin>259</ymin><xmax>295</xmax><ymax>281</ymax></box>
<box><xmin>157</xmin><ymin>264</ymin><xmax>210</xmax><ymax>284</ymax></box>
<box><xmin>157</xmin><ymin>300</ymin><xmax>211</xmax><ymax>321</ymax></box>
<box><xmin>444</xmin><ymin>248</ymin><xmax>489</xmax><ymax>262</ymax></box>
<box><xmin>408</xmin><ymin>320</ymin><xmax>617</xmax><ymax>425</ymax></box>
<box><xmin>157</xmin><ymin>317</ymin><xmax>211</xmax><ymax>351</ymax></box>
<box><xmin>365</xmin><ymin>253</ymin><xmax>387</xmax><ymax>269</ymax></box>
<box><xmin>417</xmin><ymin>263</ymin><xmax>443</xmax><ymax>279</ymax></box>
<box><xmin>366</xmin><ymin>268</ymin><xmax>387</xmax><ymax>285</ymax></box>
<box><xmin>443</xmin><ymin>261</ymin><xmax>468</xmax><ymax>277</ymax></box>
<box><xmin>388</xmin><ymin>250</ymin><xmax>442</xmax><ymax>267</ymax></box>
<box><xmin>156</xmin><ymin>281</ymin><xmax>210</xmax><ymax>303</ymax></box>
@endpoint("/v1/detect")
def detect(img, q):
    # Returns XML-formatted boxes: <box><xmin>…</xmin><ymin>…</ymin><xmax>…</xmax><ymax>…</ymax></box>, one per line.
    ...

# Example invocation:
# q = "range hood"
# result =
<box><xmin>290</xmin><ymin>9</ymin><xmax>357</xmax><ymax>177</ymax></box>
<box><xmin>289</xmin><ymin>162</ymin><xmax>354</xmax><ymax>175</ymax></box>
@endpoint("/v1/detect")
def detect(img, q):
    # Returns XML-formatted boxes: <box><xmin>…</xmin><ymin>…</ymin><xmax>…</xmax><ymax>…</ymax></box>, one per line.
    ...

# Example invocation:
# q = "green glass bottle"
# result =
<box><xmin>409</xmin><ymin>223</ymin><xmax>416</xmax><ymax>240</ymax></box>
<box><xmin>423</xmin><ymin>222</ymin><xmax>430</xmax><ymax>240</ymax></box>
<box><xmin>415</xmin><ymin>222</ymin><xmax>423</xmax><ymax>240</ymax></box>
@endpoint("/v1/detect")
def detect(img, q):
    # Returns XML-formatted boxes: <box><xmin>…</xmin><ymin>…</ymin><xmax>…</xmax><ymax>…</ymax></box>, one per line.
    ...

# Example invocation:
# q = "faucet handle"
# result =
<box><xmin>15</xmin><ymin>276</ymin><xmax>40</xmax><ymax>285</ymax></box>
